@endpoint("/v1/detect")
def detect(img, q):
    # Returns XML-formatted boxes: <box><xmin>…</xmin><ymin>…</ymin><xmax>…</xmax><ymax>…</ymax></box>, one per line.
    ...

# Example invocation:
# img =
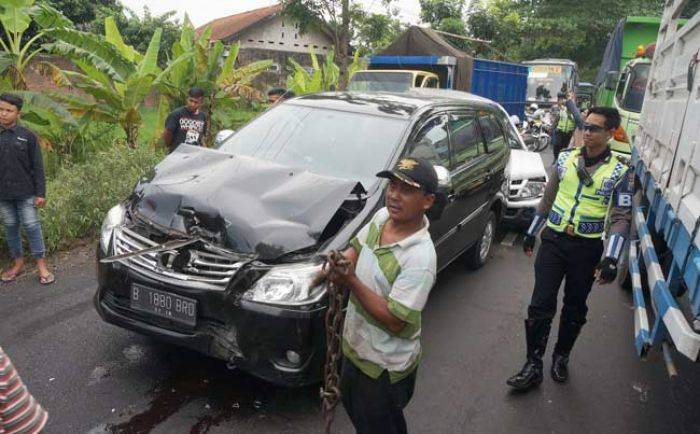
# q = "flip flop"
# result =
<box><xmin>39</xmin><ymin>273</ymin><xmax>55</xmax><ymax>285</ymax></box>
<box><xmin>1</xmin><ymin>269</ymin><xmax>26</xmax><ymax>282</ymax></box>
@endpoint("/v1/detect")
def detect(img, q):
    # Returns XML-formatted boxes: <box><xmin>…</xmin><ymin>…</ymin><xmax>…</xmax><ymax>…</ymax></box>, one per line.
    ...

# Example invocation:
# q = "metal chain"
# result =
<box><xmin>319</xmin><ymin>250</ymin><xmax>350</xmax><ymax>434</ymax></box>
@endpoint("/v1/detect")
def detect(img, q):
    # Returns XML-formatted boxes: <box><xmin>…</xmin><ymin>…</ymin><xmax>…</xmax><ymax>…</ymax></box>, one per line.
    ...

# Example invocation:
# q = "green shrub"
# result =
<box><xmin>39</xmin><ymin>142</ymin><xmax>163</xmax><ymax>252</ymax></box>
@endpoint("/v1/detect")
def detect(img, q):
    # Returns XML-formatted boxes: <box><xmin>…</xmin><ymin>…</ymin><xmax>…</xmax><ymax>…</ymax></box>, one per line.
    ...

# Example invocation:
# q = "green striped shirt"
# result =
<box><xmin>342</xmin><ymin>207</ymin><xmax>437</xmax><ymax>383</ymax></box>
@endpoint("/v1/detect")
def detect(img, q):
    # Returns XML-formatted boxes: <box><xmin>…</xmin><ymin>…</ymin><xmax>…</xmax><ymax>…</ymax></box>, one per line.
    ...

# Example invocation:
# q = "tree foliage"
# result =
<box><xmin>353</xmin><ymin>6</ymin><xmax>403</xmax><ymax>55</ymax></box>
<box><xmin>93</xmin><ymin>6</ymin><xmax>183</xmax><ymax>68</ymax></box>
<box><xmin>465</xmin><ymin>0</ymin><xmax>670</xmax><ymax>80</ymax></box>
<box><xmin>281</xmin><ymin>0</ymin><xmax>352</xmax><ymax>88</ymax></box>
<box><xmin>419</xmin><ymin>0</ymin><xmax>465</xmax><ymax>26</ymax></box>
<box><xmin>42</xmin><ymin>16</ymin><xmax>165</xmax><ymax>147</ymax></box>
<box><xmin>154</xmin><ymin>20</ymin><xmax>271</xmax><ymax>145</ymax></box>
<box><xmin>44</xmin><ymin>0</ymin><xmax>121</xmax><ymax>30</ymax></box>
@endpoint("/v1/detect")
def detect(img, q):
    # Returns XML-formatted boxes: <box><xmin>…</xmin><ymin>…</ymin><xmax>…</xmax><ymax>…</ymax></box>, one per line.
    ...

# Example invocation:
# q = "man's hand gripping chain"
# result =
<box><xmin>310</xmin><ymin>250</ymin><xmax>351</xmax><ymax>434</ymax></box>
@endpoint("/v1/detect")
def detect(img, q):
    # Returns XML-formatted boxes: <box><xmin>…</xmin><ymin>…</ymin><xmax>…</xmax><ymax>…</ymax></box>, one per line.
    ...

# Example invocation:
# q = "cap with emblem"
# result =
<box><xmin>376</xmin><ymin>157</ymin><xmax>438</xmax><ymax>194</ymax></box>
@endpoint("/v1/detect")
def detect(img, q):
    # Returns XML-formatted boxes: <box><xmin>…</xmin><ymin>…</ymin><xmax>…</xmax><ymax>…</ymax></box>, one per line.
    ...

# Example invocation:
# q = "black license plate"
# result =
<box><xmin>130</xmin><ymin>284</ymin><xmax>197</xmax><ymax>326</ymax></box>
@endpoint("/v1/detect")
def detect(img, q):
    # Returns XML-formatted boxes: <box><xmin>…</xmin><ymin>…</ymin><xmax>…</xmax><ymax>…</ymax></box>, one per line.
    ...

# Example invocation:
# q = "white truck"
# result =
<box><xmin>627</xmin><ymin>0</ymin><xmax>700</xmax><ymax>373</ymax></box>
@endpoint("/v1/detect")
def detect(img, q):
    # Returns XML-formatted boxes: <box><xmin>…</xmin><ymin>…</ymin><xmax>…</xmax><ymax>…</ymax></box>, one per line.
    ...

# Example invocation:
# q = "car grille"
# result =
<box><xmin>113</xmin><ymin>226</ymin><xmax>242</xmax><ymax>287</ymax></box>
<box><xmin>509</xmin><ymin>179</ymin><xmax>523</xmax><ymax>198</ymax></box>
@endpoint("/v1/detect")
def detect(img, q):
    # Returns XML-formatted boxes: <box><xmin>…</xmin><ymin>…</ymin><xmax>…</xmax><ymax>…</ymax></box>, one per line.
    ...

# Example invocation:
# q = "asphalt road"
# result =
<box><xmin>3</xmin><ymin>231</ymin><xmax>700</xmax><ymax>434</ymax></box>
<box><xmin>3</xmin><ymin>149</ymin><xmax>700</xmax><ymax>434</ymax></box>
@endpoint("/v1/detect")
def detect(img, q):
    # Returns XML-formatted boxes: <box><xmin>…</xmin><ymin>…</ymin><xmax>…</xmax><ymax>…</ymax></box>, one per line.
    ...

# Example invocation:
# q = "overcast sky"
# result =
<box><xmin>118</xmin><ymin>0</ymin><xmax>425</xmax><ymax>27</ymax></box>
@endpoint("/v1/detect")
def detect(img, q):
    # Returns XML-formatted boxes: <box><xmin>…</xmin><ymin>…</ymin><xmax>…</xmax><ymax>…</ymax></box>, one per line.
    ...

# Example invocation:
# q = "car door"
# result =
<box><xmin>404</xmin><ymin>113</ymin><xmax>462</xmax><ymax>269</ymax></box>
<box><xmin>478</xmin><ymin>110</ymin><xmax>511</xmax><ymax>204</ymax></box>
<box><xmin>440</xmin><ymin>109</ymin><xmax>492</xmax><ymax>255</ymax></box>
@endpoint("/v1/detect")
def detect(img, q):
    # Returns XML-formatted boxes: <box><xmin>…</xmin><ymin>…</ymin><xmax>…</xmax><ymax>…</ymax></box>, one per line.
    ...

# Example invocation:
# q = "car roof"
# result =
<box><xmin>289</xmin><ymin>89</ymin><xmax>500</xmax><ymax>119</ymax></box>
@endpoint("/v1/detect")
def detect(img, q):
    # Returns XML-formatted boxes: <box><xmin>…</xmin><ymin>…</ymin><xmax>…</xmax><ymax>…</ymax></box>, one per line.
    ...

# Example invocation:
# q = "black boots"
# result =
<box><xmin>551</xmin><ymin>319</ymin><xmax>584</xmax><ymax>383</ymax></box>
<box><xmin>551</xmin><ymin>353</ymin><xmax>569</xmax><ymax>382</ymax></box>
<box><xmin>506</xmin><ymin>319</ymin><xmax>551</xmax><ymax>391</ymax></box>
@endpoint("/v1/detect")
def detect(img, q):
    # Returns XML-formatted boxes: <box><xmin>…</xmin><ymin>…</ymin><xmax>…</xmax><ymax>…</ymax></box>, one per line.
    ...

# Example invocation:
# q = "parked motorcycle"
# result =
<box><xmin>520</xmin><ymin>105</ymin><xmax>551</xmax><ymax>152</ymax></box>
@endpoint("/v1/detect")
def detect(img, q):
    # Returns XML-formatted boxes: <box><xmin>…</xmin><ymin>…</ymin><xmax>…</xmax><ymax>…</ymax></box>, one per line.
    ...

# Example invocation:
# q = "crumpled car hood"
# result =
<box><xmin>131</xmin><ymin>145</ymin><xmax>358</xmax><ymax>260</ymax></box>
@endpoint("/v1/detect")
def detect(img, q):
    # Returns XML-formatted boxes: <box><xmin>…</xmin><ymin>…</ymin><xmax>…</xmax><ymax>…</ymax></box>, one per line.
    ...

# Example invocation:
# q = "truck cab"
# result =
<box><xmin>599</xmin><ymin>57</ymin><xmax>651</xmax><ymax>155</ymax></box>
<box><xmin>347</xmin><ymin>70</ymin><xmax>440</xmax><ymax>92</ymax></box>
<box><xmin>523</xmin><ymin>59</ymin><xmax>578</xmax><ymax>109</ymax></box>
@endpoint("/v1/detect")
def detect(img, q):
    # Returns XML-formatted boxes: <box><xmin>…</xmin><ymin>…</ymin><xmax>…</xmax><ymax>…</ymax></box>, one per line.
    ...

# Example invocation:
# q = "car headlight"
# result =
<box><xmin>100</xmin><ymin>204</ymin><xmax>126</xmax><ymax>252</ymax></box>
<box><xmin>243</xmin><ymin>262</ymin><xmax>325</xmax><ymax>306</ymax></box>
<box><xmin>520</xmin><ymin>181</ymin><xmax>546</xmax><ymax>199</ymax></box>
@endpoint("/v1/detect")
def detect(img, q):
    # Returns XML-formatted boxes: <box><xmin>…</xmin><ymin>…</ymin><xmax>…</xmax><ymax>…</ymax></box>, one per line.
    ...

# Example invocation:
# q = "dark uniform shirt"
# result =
<box><xmin>0</xmin><ymin>124</ymin><xmax>45</xmax><ymax>200</ymax></box>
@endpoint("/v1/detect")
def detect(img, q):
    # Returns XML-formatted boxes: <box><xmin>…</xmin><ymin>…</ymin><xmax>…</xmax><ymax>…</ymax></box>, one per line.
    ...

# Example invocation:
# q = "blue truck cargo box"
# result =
<box><xmin>368</xmin><ymin>55</ymin><xmax>527</xmax><ymax>118</ymax></box>
<box><xmin>471</xmin><ymin>59</ymin><xmax>528</xmax><ymax>119</ymax></box>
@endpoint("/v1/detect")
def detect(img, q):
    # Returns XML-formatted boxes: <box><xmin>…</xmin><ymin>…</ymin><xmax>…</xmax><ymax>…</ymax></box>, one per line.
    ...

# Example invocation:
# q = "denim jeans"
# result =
<box><xmin>0</xmin><ymin>197</ymin><xmax>46</xmax><ymax>259</ymax></box>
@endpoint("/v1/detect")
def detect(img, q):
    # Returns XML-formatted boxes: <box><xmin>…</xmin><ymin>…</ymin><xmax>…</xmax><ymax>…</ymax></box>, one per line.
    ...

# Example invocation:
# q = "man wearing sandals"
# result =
<box><xmin>0</xmin><ymin>93</ymin><xmax>54</xmax><ymax>285</ymax></box>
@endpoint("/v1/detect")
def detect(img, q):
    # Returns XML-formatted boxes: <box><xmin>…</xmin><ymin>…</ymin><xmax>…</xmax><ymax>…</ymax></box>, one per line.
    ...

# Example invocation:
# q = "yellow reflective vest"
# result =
<box><xmin>547</xmin><ymin>148</ymin><xmax>630</xmax><ymax>238</ymax></box>
<box><xmin>556</xmin><ymin>108</ymin><xmax>575</xmax><ymax>133</ymax></box>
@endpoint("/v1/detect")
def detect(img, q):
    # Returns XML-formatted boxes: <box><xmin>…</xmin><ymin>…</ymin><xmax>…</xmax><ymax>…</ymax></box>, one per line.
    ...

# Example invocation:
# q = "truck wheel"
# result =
<box><xmin>465</xmin><ymin>211</ymin><xmax>496</xmax><ymax>269</ymax></box>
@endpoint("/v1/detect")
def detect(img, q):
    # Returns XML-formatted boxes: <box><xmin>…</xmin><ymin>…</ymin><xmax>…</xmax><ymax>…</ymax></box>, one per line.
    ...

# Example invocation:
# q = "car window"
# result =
<box><xmin>407</xmin><ymin>114</ymin><xmax>451</xmax><ymax>168</ymax></box>
<box><xmin>425</xmin><ymin>77</ymin><xmax>439</xmax><ymax>88</ymax></box>
<box><xmin>477</xmin><ymin>111</ymin><xmax>507</xmax><ymax>154</ymax></box>
<box><xmin>448</xmin><ymin>111</ymin><xmax>484</xmax><ymax>168</ymax></box>
<box><xmin>220</xmin><ymin>104</ymin><xmax>408</xmax><ymax>190</ymax></box>
<box><xmin>415</xmin><ymin>75</ymin><xmax>424</xmax><ymax>87</ymax></box>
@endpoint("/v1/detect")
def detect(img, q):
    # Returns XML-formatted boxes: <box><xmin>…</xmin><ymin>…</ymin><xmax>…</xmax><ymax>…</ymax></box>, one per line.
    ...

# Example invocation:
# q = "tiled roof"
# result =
<box><xmin>197</xmin><ymin>4</ymin><xmax>283</xmax><ymax>41</ymax></box>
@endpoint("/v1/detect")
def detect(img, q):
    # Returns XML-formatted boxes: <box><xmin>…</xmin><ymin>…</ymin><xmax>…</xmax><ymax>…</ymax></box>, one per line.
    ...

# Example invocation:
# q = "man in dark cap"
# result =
<box><xmin>324</xmin><ymin>157</ymin><xmax>438</xmax><ymax>434</ymax></box>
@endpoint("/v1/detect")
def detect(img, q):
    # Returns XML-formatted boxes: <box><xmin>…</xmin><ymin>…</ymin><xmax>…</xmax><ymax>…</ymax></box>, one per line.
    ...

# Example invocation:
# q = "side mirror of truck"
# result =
<box><xmin>605</xmin><ymin>71</ymin><xmax>619</xmax><ymax>90</ymax></box>
<box><xmin>427</xmin><ymin>166</ymin><xmax>452</xmax><ymax>221</ymax></box>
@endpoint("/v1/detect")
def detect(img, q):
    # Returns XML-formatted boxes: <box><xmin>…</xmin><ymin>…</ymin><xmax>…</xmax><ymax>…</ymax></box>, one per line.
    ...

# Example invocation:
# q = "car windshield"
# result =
<box><xmin>347</xmin><ymin>71</ymin><xmax>413</xmax><ymax>92</ymax></box>
<box><xmin>219</xmin><ymin>104</ymin><xmax>408</xmax><ymax>190</ymax></box>
<box><xmin>526</xmin><ymin>64</ymin><xmax>574</xmax><ymax>102</ymax></box>
<box><xmin>620</xmin><ymin>63</ymin><xmax>650</xmax><ymax>113</ymax></box>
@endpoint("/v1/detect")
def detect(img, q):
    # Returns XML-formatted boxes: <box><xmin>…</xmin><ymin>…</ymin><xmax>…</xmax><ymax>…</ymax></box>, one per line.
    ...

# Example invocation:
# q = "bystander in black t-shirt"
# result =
<box><xmin>164</xmin><ymin>106</ymin><xmax>207</xmax><ymax>152</ymax></box>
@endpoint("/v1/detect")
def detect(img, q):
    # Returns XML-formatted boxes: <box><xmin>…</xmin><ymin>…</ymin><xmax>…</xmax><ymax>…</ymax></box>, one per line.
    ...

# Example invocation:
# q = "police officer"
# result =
<box><xmin>551</xmin><ymin>92</ymin><xmax>576</xmax><ymax>162</ymax></box>
<box><xmin>507</xmin><ymin>107</ymin><xmax>633</xmax><ymax>391</ymax></box>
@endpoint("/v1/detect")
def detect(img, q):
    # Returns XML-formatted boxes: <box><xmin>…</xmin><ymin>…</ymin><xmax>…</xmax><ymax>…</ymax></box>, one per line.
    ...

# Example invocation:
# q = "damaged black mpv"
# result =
<box><xmin>95</xmin><ymin>90</ymin><xmax>512</xmax><ymax>386</ymax></box>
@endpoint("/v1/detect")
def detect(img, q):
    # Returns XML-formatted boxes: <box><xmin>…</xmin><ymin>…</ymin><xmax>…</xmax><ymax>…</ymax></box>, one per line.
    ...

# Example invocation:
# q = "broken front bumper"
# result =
<box><xmin>503</xmin><ymin>197</ymin><xmax>540</xmax><ymax>227</ymax></box>
<box><xmin>95</xmin><ymin>247</ymin><xmax>327</xmax><ymax>387</ymax></box>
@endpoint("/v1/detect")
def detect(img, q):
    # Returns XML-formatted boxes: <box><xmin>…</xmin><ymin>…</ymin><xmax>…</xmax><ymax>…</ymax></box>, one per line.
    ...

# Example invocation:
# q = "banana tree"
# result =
<box><xmin>0</xmin><ymin>0</ymin><xmax>72</xmax><ymax>89</ymax></box>
<box><xmin>154</xmin><ymin>19</ymin><xmax>272</xmax><ymax>145</ymax></box>
<box><xmin>42</xmin><ymin>17</ymin><xmax>163</xmax><ymax>147</ymax></box>
<box><xmin>286</xmin><ymin>49</ymin><xmax>340</xmax><ymax>95</ymax></box>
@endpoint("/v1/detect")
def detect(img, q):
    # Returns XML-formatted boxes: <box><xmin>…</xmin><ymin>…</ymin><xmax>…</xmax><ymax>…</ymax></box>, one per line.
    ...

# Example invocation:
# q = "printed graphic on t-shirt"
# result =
<box><xmin>180</xmin><ymin>117</ymin><xmax>205</xmax><ymax>144</ymax></box>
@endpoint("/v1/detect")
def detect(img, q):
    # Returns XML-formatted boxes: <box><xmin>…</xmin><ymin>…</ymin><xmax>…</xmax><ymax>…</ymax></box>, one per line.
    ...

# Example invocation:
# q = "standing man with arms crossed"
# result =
<box><xmin>162</xmin><ymin>87</ymin><xmax>207</xmax><ymax>153</ymax></box>
<box><xmin>0</xmin><ymin>93</ymin><xmax>54</xmax><ymax>284</ymax></box>
<box><xmin>507</xmin><ymin>107</ymin><xmax>633</xmax><ymax>391</ymax></box>
<box><xmin>325</xmin><ymin>157</ymin><xmax>437</xmax><ymax>434</ymax></box>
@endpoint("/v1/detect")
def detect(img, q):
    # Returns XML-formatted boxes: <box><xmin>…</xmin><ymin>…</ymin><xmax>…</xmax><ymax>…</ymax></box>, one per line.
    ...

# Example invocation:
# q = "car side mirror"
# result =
<box><xmin>604</xmin><ymin>71</ymin><xmax>619</xmax><ymax>90</ymax></box>
<box><xmin>428</xmin><ymin>166</ymin><xmax>452</xmax><ymax>221</ymax></box>
<box><xmin>214</xmin><ymin>129</ymin><xmax>235</xmax><ymax>148</ymax></box>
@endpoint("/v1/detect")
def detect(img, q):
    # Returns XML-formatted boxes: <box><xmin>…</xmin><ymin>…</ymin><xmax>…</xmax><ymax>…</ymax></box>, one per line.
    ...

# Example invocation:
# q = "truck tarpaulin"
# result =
<box><xmin>378</xmin><ymin>26</ymin><xmax>474</xmax><ymax>92</ymax></box>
